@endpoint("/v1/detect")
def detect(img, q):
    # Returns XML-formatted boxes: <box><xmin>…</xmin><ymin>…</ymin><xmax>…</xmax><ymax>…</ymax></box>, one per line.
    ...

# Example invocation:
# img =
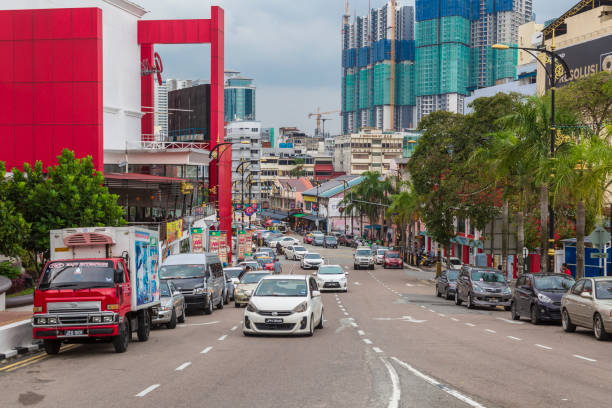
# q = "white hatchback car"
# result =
<box><xmin>285</xmin><ymin>245</ymin><xmax>308</xmax><ymax>261</ymax></box>
<box><xmin>315</xmin><ymin>265</ymin><xmax>348</xmax><ymax>292</ymax></box>
<box><xmin>243</xmin><ymin>275</ymin><xmax>324</xmax><ymax>336</ymax></box>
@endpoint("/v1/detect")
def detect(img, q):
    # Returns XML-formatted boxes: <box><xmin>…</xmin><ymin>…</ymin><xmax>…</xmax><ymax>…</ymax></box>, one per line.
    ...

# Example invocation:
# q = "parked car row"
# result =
<box><xmin>435</xmin><ymin>266</ymin><xmax>612</xmax><ymax>341</ymax></box>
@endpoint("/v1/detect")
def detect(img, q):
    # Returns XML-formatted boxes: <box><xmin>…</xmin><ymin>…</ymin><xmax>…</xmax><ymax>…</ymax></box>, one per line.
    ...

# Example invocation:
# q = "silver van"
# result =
<box><xmin>160</xmin><ymin>253</ymin><xmax>225</xmax><ymax>314</ymax></box>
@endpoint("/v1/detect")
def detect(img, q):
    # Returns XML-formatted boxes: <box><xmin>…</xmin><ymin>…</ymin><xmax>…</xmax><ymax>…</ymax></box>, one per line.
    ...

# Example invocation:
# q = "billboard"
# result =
<box><xmin>191</xmin><ymin>227</ymin><xmax>204</xmax><ymax>253</ymax></box>
<box><xmin>545</xmin><ymin>34</ymin><xmax>612</xmax><ymax>89</ymax></box>
<box><xmin>209</xmin><ymin>230</ymin><xmax>229</xmax><ymax>265</ymax></box>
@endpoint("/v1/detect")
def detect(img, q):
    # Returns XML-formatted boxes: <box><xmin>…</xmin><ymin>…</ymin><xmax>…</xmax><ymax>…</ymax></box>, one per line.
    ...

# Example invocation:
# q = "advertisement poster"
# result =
<box><xmin>191</xmin><ymin>227</ymin><xmax>204</xmax><ymax>253</ymax></box>
<box><xmin>166</xmin><ymin>219</ymin><xmax>183</xmax><ymax>243</ymax></box>
<box><xmin>245</xmin><ymin>230</ymin><xmax>253</xmax><ymax>257</ymax></box>
<box><xmin>135</xmin><ymin>231</ymin><xmax>159</xmax><ymax>307</ymax></box>
<box><xmin>208</xmin><ymin>230</ymin><xmax>229</xmax><ymax>265</ymax></box>
<box><xmin>237</xmin><ymin>230</ymin><xmax>246</xmax><ymax>260</ymax></box>
<box><xmin>219</xmin><ymin>231</ymin><xmax>228</xmax><ymax>265</ymax></box>
<box><xmin>209</xmin><ymin>231</ymin><xmax>221</xmax><ymax>254</ymax></box>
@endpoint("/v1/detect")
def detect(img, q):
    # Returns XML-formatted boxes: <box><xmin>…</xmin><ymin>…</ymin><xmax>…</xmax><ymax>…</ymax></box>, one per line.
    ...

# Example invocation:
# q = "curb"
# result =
<box><xmin>0</xmin><ymin>342</ymin><xmax>42</xmax><ymax>362</ymax></box>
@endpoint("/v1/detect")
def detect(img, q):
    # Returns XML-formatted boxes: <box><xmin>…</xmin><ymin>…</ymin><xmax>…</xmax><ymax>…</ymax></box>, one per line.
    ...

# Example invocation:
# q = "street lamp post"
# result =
<box><xmin>237</xmin><ymin>160</ymin><xmax>253</xmax><ymax>230</ymax></box>
<box><xmin>492</xmin><ymin>43</ymin><xmax>569</xmax><ymax>273</ymax></box>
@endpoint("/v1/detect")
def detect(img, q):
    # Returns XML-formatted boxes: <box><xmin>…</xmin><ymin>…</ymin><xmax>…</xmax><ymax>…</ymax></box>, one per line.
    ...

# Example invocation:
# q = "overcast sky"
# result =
<box><xmin>138</xmin><ymin>0</ymin><xmax>578</xmax><ymax>135</ymax></box>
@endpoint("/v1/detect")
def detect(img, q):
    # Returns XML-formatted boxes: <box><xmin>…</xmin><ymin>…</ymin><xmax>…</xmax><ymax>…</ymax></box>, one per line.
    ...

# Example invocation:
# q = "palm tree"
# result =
<box><xmin>352</xmin><ymin>172</ymin><xmax>393</xmax><ymax>242</ymax></box>
<box><xmin>550</xmin><ymin>137</ymin><xmax>612</xmax><ymax>278</ymax></box>
<box><xmin>387</xmin><ymin>188</ymin><xmax>420</xmax><ymax>262</ymax></box>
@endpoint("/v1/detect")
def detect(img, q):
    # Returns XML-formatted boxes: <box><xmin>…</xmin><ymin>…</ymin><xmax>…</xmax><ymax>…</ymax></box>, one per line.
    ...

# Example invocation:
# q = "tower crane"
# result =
<box><xmin>308</xmin><ymin>108</ymin><xmax>340</xmax><ymax>136</ymax></box>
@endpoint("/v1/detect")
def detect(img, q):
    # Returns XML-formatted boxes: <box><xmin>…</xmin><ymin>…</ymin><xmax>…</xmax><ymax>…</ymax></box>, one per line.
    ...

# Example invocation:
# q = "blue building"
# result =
<box><xmin>224</xmin><ymin>71</ymin><xmax>256</xmax><ymax>122</ymax></box>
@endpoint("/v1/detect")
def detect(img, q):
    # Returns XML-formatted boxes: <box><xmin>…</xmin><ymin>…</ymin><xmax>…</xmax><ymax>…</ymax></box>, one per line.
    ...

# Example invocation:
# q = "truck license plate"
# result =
<box><xmin>64</xmin><ymin>330</ymin><xmax>84</xmax><ymax>337</ymax></box>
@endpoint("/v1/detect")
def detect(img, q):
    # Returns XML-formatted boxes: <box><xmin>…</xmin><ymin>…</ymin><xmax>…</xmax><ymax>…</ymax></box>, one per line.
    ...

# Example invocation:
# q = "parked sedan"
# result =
<box><xmin>435</xmin><ymin>269</ymin><xmax>458</xmax><ymax>300</ymax></box>
<box><xmin>243</xmin><ymin>275</ymin><xmax>324</xmax><ymax>336</ymax></box>
<box><xmin>562</xmin><ymin>277</ymin><xmax>612</xmax><ymax>340</ymax></box>
<box><xmin>444</xmin><ymin>257</ymin><xmax>463</xmax><ymax>270</ymax></box>
<box><xmin>375</xmin><ymin>248</ymin><xmax>389</xmax><ymax>264</ymax></box>
<box><xmin>315</xmin><ymin>265</ymin><xmax>348</xmax><ymax>292</ymax></box>
<box><xmin>455</xmin><ymin>267</ymin><xmax>512</xmax><ymax>310</ymax></box>
<box><xmin>323</xmin><ymin>235</ymin><xmax>338</xmax><ymax>248</ymax></box>
<box><xmin>153</xmin><ymin>280</ymin><xmax>185</xmax><ymax>329</ymax></box>
<box><xmin>285</xmin><ymin>245</ymin><xmax>308</xmax><ymax>261</ymax></box>
<box><xmin>234</xmin><ymin>272</ymin><xmax>270</xmax><ymax>307</ymax></box>
<box><xmin>383</xmin><ymin>251</ymin><xmax>403</xmax><ymax>269</ymax></box>
<box><xmin>301</xmin><ymin>253</ymin><xmax>324</xmax><ymax>269</ymax></box>
<box><xmin>511</xmin><ymin>273</ymin><xmax>574</xmax><ymax>324</ymax></box>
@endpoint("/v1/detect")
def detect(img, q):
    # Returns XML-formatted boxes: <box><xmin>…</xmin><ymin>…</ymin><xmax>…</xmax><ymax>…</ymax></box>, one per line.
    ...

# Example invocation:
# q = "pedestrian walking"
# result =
<box><xmin>273</xmin><ymin>259</ymin><xmax>282</xmax><ymax>275</ymax></box>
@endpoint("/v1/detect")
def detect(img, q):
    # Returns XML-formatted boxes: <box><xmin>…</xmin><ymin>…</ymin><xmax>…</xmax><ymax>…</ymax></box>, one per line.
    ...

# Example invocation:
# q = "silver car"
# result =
<box><xmin>153</xmin><ymin>280</ymin><xmax>186</xmax><ymax>329</ymax></box>
<box><xmin>562</xmin><ymin>277</ymin><xmax>612</xmax><ymax>341</ymax></box>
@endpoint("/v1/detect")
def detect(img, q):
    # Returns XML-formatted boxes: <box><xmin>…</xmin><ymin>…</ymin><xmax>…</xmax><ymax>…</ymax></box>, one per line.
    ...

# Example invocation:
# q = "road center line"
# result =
<box><xmin>363</xmin><ymin>338</ymin><xmax>373</xmax><ymax>344</ymax></box>
<box><xmin>450</xmin><ymin>318</ymin><xmax>459</xmax><ymax>322</ymax></box>
<box><xmin>358</xmin><ymin>330</ymin><xmax>365</xmax><ymax>336</ymax></box>
<box><xmin>350</xmin><ymin>322</ymin><xmax>358</xmax><ymax>327</ymax></box>
<box><xmin>380</xmin><ymin>358</ymin><xmax>401</xmax><ymax>408</ymax></box>
<box><xmin>344</xmin><ymin>312</ymin><xmax>349</xmax><ymax>316</ymax></box>
<box><xmin>465</xmin><ymin>323</ymin><xmax>476</xmax><ymax>327</ymax></box>
<box><xmin>218</xmin><ymin>335</ymin><xmax>227</xmax><ymax>341</ymax></box>
<box><xmin>507</xmin><ymin>336</ymin><xmax>522</xmax><ymax>341</ymax></box>
<box><xmin>535</xmin><ymin>344</ymin><xmax>552</xmax><ymax>350</ymax></box>
<box><xmin>200</xmin><ymin>346</ymin><xmax>213</xmax><ymax>354</ymax></box>
<box><xmin>496</xmin><ymin>317</ymin><xmax>524</xmax><ymax>325</ymax></box>
<box><xmin>485</xmin><ymin>329</ymin><xmax>496</xmax><ymax>334</ymax></box>
<box><xmin>438</xmin><ymin>313</ymin><xmax>446</xmax><ymax>317</ymax></box>
<box><xmin>175</xmin><ymin>362</ymin><xmax>191</xmax><ymax>371</ymax></box>
<box><xmin>135</xmin><ymin>384</ymin><xmax>160</xmax><ymax>397</ymax></box>
<box><xmin>391</xmin><ymin>357</ymin><xmax>487</xmax><ymax>408</ymax></box>
<box><xmin>230</xmin><ymin>326</ymin><xmax>237</xmax><ymax>331</ymax></box>
<box><xmin>373</xmin><ymin>347</ymin><xmax>383</xmax><ymax>353</ymax></box>
<box><xmin>573</xmin><ymin>354</ymin><xmax>597</xmax><ymax>362</ymax></box>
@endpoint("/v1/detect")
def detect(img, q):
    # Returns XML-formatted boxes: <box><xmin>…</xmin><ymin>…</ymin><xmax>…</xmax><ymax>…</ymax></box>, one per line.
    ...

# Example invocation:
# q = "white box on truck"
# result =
<box><xmin>49</xmin><ymin>227</ymin><xmax>160</xmax><ymax>311</ymax></box>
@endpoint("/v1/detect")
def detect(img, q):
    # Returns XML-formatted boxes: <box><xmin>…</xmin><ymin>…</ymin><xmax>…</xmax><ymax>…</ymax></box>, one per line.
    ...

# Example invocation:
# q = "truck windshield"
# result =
<box><xmin>159</xmin><ymin>264</ymin><xmax>206</xmax><ymax>279</ymax></box>
<box><xmin>38</xmin><ymin>261</ymin><xmax>116</xmax><ymax>290</ymax></box>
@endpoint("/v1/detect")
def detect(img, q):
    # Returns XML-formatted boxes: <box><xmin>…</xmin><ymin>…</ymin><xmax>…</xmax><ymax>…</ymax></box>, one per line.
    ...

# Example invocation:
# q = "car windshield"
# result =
<box><xmin>325</xmin><ymin>236</ymin><xmax>337</xmax><ymax>242</ymax></box>
<box><xmin>38</xmin><ymin>261</ymin><xmax>116</xmax><ymax>290</ymax></box>
<box><xmin>595</xmin><ymin>281</ymin><xmax>612</xmax><ymax>299</ymax></box>
<box><xmin>356</xmin><ymin>249</ymin><xmax>371</xmax><ymax>256</ymax></box>
<box><xmin>294</xmin><ymin>246</ymin><xmax>306</xmax><ymax>252</ymax></box>
<box><xmin>377</xmin><ymin>249</ymin><xmax>388</xmax><ymax>255</ymax></box>
<box><xmin>314</xmin><ymin>236</ymin><xmax>323</xmax><ymax>241</ymax></box>
<box><xmin>241</xmin><ymin>262</ymin><xmax>258</xmax><ymax>269</ymax></box>
<box><xmin>450</xmin><ymin>259</ymin><xmax>462</xmax><ymax>266</ymax></box>
<box><xmin>241</xmin><ymin>273</ymin><xmax>269</xmax><ymax>284</ymax></box>
<box><xmin>160</xmin><ymin>264</ymin><xmax>206</xmax><ymax>279</ymax></box>
<box><xmin>446</xmin><ymin>270</ymin><xmax>459</xmax><ymax>281</ymax></box>
<box><xmin>160</xmin><ymin>282</ymin><xmax>171</xmax><ymax>297</ymax></box>
<box><xmin>305</xmin><ymin>254</ymin><xmax>321</xmax><ymax>260</ymax></box>
<box><xmin>318</xmin><ymin>266</ymin><xmax>344</xmax><ymax>275</ymax></box>
<box><xmin>224</xmin><ymin>268</ymin><xmax>243</xmax><ymax>279</ymax></box>
<box><xmin>534</xmin><ymin>275</ymin><xmax>575</xmax><ymax>291</ymax></box>
<box><xmin>254</xmin><ymin>279</ymin><xmax>308</xmax><ymax>297</ymax></box>
<box><xmin>386</xmin><ymin>252</ymin><xmax>400</xmax><ymax>258</ymax></box>
<box><xmin>471</xmin><ymin>270</ymin><xmax>505</xmax><ymax>283</ymax></box>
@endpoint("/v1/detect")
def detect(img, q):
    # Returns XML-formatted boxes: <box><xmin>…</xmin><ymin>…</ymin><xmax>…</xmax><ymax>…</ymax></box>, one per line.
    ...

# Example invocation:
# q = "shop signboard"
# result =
<box><xmin>191</xmin><ymin>227</ymin><xmax>204</xmax><ymax>253</ymax></box>
<box><xmin>166</xmin><ymin>219</ymin><xmax>183</xmax><ymax>243</ymax></box>
<box><xmin>245</xmin><ymin>230</ymin><xmax>253</xmax><ymax>257</ymax></box>
<box><xmin>219</xmin><ymin>230</ymin><xmax>228</xmax><ymax>265</ymax></box>
<box><xmin>237</xmin><ymin>230</ymin><xmax>246</xmax><ymax>260</ymax></box>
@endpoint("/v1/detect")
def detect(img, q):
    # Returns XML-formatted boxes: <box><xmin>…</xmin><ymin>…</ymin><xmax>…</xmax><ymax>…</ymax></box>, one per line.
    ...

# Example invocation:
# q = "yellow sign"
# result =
<box><xmin>303</xmin><ymin>195</ymin><xmax>316</xmax><ymax>202</ymax></box>
<box><xmin>166</xmin><ymin>219</ymin><xmax>183</xmax><ymax>243</ymax></box>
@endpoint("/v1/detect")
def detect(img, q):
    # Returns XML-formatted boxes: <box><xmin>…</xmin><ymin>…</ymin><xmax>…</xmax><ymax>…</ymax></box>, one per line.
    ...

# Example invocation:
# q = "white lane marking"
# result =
<box><xmin>180</xmin><ymin>321</ymin><xmax>220</xmax><ymax>327</ymax></box>
<box><xmin>350</xmin><ymin>322</ymin><xmax>358</xmax><ymax>327</ymax></box>
<box><xmin>354</xmin><ymin>282</ymin><xmax>361</xmax><ymax>285</ymax></box>
<box><xmin>381</xmin><ymin>358</ymin><xmax>401</xmax><ymax>408</ymax></box>
<box><xmin>438</xmin><ymin>313</ymin><xmax>446</xmax><ymax>317</ymax></box>
<box><xmin>363</xmin><ymin>338</ymin><xmax>373</xmax><ymax>345</ymax></box>
<box><xmin>135</xmin><ymin>384</ymin><xmax>160</xmax><ymax>397</ymax></box>
<box><xmin>392</xmin><ymin>357</ymin><xmax>487</xmax><ymax>408</ymax></box>
<box><xmin>175</xmin><ymin>362</ymin><xmax>192</xmax><ymax>371</ymax></box>
<box><xmin>573</xmin><ymin>354</ymin><xmax>597</xmax><ymax>362</ymax></box>
<box><xmin>373</xmin><ymin>347</ymin><xmax>383</xmax><ymax>353</ymax></box>
<box><xmin>496</xmin><ymin>317</ymin><xmax>524</xmax><ymax>325</ymax></box>
<box><xmin>507</xmin><ymin>336</ymin><xmax>522</xmax><ymax>341</ymax></box>
<box><xmin>428</xmin><ymin>309</ymin><xmax>436</xmax><ymax>313</ymax></box>
<box><xmin>406</xmin><ymin>283</ymin><xmax>414</xmax><ymax>287</ymax></box>
<box><xmin>358</xmin><ymin>330</ymin><xmax>365</xmax><ymax>336</ymax></box>
<box><xmin>218</xmin><ymin>335</ymin><xmax>227</xmax><ymax>341</ymax></box>
<box><xmin>536</xmin><ymin>344</ymin><xmax>552</xmax><ymax>350</ymax></box>
<box><xmin>450</xmin><ymin>318</ymin><xmax>460</xmax><ymax>322</ymax></box>
<box><xmin>465</xmin><ymin>323</ymin><xmax>476</xmax><ymax>327</ymax></box>
<box><xmin>485</xmin><ymin>329</ymin><xmax>496</xmax><ymax>334</ymax></box>
<box><xmin>230</xmin><ymin>326</ymin><xmax>237</xmax><ymax>331</ymax></box>
<box><xmin>344</xmin><ymin>312</ymin><xmax>349</xmax><ymax>316</ymax></box>
<box><xmin>420</xmin><ymin>305</ymin><xmax>426</xmax><ymax>309</ymax></box>
<box><xmin>200</xmin><ymin>346</ymin><xmax>213</xmax><ymax>354</ymax></box>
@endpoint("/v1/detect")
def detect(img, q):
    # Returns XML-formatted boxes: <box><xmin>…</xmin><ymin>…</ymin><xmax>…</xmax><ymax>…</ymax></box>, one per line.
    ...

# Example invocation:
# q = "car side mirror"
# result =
<box><xmin>581</xmin><ymin>291</ymin><xmax>593</xmax><ymax>299</ymax></box>
<box><xmin>312</xmin><ymin>290</ymin><xmax>321</xmax><ymax>297</ymax></box>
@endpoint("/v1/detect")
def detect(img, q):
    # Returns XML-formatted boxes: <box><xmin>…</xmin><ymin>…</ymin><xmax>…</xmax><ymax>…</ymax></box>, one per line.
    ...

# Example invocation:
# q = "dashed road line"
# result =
<box><xmin>496</xmin><ymin>317</ymin><xmax>524</xmax><ymax>325</ymax></box>
<box><xmin>507</xmin><ymin>336</ymin><xmax>522</xmax><ymax>341</ymax></box>
<box><xmin>218</xmin><ymin>335</ymin><xmax>227</xmax><ymax>341</ymax></box>
<box><xmin>358</xmin><ymin>330</ymin><xmax>365</xmax><ymax>336</ymax></box>
<box><xmin>135</xmin><ymin>384</ymin><xmax>160</xmax><ymax>397</ymax></box>
<box><xmin>485</xmin><ymin>329</ymin><xmax>496</xmax><ymax>334</ymax></box>
<box><xmin>363</xmin><ymin>338</ymin><xmax>373</xmax><ymax>345</ymax></box>
<box><xmin>536</xmin><ymin>344</ymin><xmax>552</xmax><ymax>350</ymax></box>
<box><xmin>438</xmin><ymin>313</ymin><xmax>446</xmax><ymax>317</ymax></box>
<box><xmin>230</xmin><ymin>326</ymin><xmax>237</xmax><ymax>331</ymax></box>
<box><xmin>200</xmin><ymin>346</ymin><xmax>213</xmax><ymax>354</ymax></box>
<box><xmin>573</xmin><ymin>354</ymin><xmax>597</xmax><ymax>362</ymax></box>
<box><xmin>465</xmin><ymin>323</ymin><xmax>476</xmax><ymax>327</ymax></box>
<box><xmin>175</xmin><ymin>362</ymin><xmax>192</xmax><ymax>371</ymax></box>
<box><xmin>344</xmin><ymin>312</ymin><xmax>349</xmax><ymax>316</ymax></box>
<box><xmin>450</xmin><ymin>318</ymin><xmax>460</xmax><ymax>322</ymax></box>
<box><xmin>373</xmin><ymin>347</ymin><xmax>383</xmax><ymax>353</ymax></box>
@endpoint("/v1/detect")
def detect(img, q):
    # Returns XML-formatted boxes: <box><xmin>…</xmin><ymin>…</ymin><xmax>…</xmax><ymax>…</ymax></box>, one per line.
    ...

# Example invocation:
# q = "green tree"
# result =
<box><xmin>351</xmin><ymin>172</ymin><xmax>393</xmax><ymax>242</ymax></box>
<box><xmin>290</xmin><ymin>158</ymin><xmax>307</xmax><ymax>178</ymax></box>
<box><xmin>8</xmin><ymin>150</ymin><xmax>126</xmax><ymax>274</ymax></box>
<box><xmin>387</xmin><ymin>187</ymin><xmax>420</xmax><ymax>261</ymax></box>
<box><xmin>0</xmin><ymin>162</ymin><xmax>30</xmax><ymax>260</ymax></box>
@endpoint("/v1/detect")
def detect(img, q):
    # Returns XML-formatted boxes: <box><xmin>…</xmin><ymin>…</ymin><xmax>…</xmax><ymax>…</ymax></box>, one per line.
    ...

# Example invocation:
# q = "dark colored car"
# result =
<box><xmin>435</xmin><ymin>269</ymin><xmax>459</xmax><ymax>299</ymax></box>
<box><xmin>455</xmin><ymin>267</ymin><xmax>512</xmax><ymax>310</ymax></box>
<box><xmin>339</xmin><ymin>234</ymin><xmax>355</xmax><ymax>247</ymax></box>
<box><xmin>324</xmin><ymin>235</ymin><xmax>338</xmax><ymax>248</ymax></box>
<box><xmin>312</xmin><ymin>235</ymin><xmax>325</xmax><ymax>246</ymax></box>
<box><xmin>383</xmin><ymin>251</ymin><xmax>403</xmax><ymax>269</ymax></box>
<box><xmin>511</xmin><ymin>273</ymin><xmax>574</xmax><ymax>324</ymax></box>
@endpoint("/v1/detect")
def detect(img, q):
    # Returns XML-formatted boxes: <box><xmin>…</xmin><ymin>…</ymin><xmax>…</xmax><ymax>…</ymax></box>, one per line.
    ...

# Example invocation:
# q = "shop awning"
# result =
<box><xmin>260</xmin><ymin>210</ymin><xmax>289</xmax><ymax>220</ymax></box>
<box><xmin>292</xmin><ymin>213</ymin><xmax>306</xmax><ymax>218</ymax></box>
<box><xmin>304</xmin><ymin>214</ymin><xmax>326</xmax><ymax>222</ymax></box>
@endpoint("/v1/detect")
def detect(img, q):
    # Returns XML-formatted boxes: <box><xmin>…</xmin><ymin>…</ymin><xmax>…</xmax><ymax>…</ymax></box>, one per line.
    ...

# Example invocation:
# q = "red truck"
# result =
<box><xmin>32</xmin><ymin>227</ymin><xmax>161</xmax><ymax>354</ymax></box>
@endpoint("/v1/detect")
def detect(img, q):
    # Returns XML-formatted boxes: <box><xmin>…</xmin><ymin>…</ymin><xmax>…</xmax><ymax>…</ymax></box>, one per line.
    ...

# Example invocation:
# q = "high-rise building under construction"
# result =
<box><xmin>342</xmin><ymin>0</ymin><xmax>532</xmax><ymax>132</ymax></box>
<box><xmin>341</xmin><ymin>1</ymin><xmax>416</xmax><ymax>135</ymax></box>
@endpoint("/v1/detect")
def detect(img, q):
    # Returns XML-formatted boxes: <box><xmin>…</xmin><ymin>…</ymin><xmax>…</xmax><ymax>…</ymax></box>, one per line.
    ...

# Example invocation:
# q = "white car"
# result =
<box><xmin>444</xmin><ymin>257</ymin><xmax>463</xmax><ymax>270</ymax></box>
<box><xmin>354</xmin><ymin>247</ymin><xmax>375</xmax><ymax>270</ymax></box>
<box><xmin>375</xmin><ymin>248</ymin><xmax>389</xmax><ymax>264</ymax></box>
<box><xmin>269</xmin><ymin>236</ymin><xmax>299</xmax><ymax>249</ymax></box>
<box><xmin>285</xmin><ymin>245</ymin><xmax>308</xmax><ymax>261</ymax></box>
<box><xmin>315</xmin><ymin>265</ymin><xmax>348</xmax><ymax>292</ymax></box>
<box><xmin>301</xmin><ymin>253</ymin><xmax>324</xmax><ymax>269</ymax></box>
<box><xmin>243</xmin><ymin>275</ymin><xmax>324</xmax><ymax>336</ymax></box>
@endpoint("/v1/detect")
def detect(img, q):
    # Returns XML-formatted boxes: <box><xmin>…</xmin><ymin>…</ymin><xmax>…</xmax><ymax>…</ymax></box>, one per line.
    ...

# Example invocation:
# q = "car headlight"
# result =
<box><xmin>537</xmin><ymin>293</ymin><xmax>553</xmax><ymax>304</ymax></box>
<box><xmin>193</xmin><ymin>287</ymin><xmax>205</xmax><ymax>295</ymax></box>
<box><xmin>246</xmin><ymin>302</ymin><xmax>258</xmax><ymax>312</ymax></box>
<box><xmin>473</xmin><ymin>285</ymin><xmax>485</xmax><ymax>293</ymax></box>
<box><xmin>293</xmin><ymin>301</ymin><xmax>308</xmax><ymax>313</ymax></box>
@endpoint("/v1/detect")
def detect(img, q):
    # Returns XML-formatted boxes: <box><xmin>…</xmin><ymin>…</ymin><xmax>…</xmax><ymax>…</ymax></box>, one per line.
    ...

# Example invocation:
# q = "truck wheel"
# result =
<box><xmin>113</xmin><ymin>321</ymin><xmax>130</xmax><ymax>353</ymax></box>
<box><xmin>137</xmin><ymin>310</ymin><xmax>151</xmax><ymax>342</ymax></box>
<box><xmin>204</xmin><ymin>296</ymin><xmax>213</xmax><ymax>315</ymax></box>
<box><xmin>43</xmin><ymin>339</ymin><xmax>61</xmax><ymax>355</ymax></box>
<box><xmin>166</xmin><ymin>309</ymin><xmax>177</xmax><ymax>329</ymax></box>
